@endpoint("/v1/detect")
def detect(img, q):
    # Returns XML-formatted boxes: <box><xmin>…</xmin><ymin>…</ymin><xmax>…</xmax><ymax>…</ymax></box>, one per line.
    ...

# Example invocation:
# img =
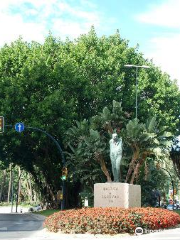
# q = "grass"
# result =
<box><xmin>174</xmin><ymin>209</ymin><xmax>180</xmax><ymax>215</ymax></box>
<box><xmin>0</xmin><ymin>202</ymin><xmax>11</xmax><ymax>207</ymax></box>
<box><xmin>37</xmin><ymin>209</ymin><xmax>180</xmax><ymax>217</ymax></box>
<box><xmin>35</xmin><ymin>209</ymin><xmax>60</xmax><ymax>217</ymax></box>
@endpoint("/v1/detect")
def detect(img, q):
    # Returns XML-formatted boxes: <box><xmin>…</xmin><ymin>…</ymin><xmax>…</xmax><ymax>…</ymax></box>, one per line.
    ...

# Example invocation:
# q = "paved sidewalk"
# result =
<box><xmin>0</xmin><ymin>206</ymin><xmax>29</xmax><ymax>213</ymax></box>
<box><xmin>29</xmin><ymin>226</ymin><xmax>180</xmax><ymax>240</ymax></box>
<box><xmin>29</xmin><ymin>229</ymin><xmax>132</xmax><ymax>240</ymax></box>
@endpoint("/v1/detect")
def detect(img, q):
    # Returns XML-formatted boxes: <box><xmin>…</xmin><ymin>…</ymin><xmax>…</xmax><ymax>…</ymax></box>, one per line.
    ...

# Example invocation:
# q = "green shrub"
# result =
<box><xmin>44</xmin><ymin>207</ymin><xmax>180</xmax><ymax>234</ymax></box>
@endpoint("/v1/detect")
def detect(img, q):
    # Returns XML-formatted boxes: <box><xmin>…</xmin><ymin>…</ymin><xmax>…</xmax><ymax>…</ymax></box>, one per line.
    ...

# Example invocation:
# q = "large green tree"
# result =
<box><xmin>0</xmin><ymin>28</ymin><xmax>180</xmax><ymax>205</ymax></box>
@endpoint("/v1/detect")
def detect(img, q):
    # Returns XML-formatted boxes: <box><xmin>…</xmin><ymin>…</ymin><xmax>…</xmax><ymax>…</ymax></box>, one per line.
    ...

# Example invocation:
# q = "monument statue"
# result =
<box><xmin>109</xmin><ymin>133</ymin><xmax>123</xmax><ymax>182</ymax></box>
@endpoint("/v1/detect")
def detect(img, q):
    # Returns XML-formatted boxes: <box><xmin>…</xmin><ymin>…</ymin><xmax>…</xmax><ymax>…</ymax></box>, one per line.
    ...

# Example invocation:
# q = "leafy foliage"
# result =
<box><xmin>0</xmin><ymin>28</ymin><xmax>180</xmax><ymax>204</ymax></box>
<box><xmin>65</xmin><ymin>102</ymin><xmax>172</xmax><ymax>189</ymax></box>
<box><xmin>170</xmin><ymin>136</ymin><xmax>180</xmax><ymax>179</ymax></box>
<box><xmin>123</xmin><ymin>117</ymin><xmax>172</xmax><ymax>183</ymax></box>
<box><xmin>65</xmin><ymin>100</ymin><xmax>129</xmax><ymax>189</ymax></box>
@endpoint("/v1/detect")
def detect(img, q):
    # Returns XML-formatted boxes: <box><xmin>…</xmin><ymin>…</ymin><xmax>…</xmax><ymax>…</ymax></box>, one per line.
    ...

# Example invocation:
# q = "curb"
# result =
<box><xmin>28</xmin><ymin>213</ymin><xmax>46</xmax><ymax>221</ymax></box>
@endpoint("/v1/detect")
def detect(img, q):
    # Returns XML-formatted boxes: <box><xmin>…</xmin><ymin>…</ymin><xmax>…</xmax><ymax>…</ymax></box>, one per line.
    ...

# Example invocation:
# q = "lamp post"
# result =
<box><xmin>124</xmin><ymin>64</ymin><xmax>150</xmax><ymax>118</ymax></box>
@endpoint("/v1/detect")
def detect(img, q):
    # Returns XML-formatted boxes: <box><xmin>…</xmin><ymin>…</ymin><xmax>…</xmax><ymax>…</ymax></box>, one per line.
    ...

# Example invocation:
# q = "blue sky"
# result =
<box><xmin>0</xmin><ymin>0</ymin><xmax>180</xmax><ymax>85</ymax></box>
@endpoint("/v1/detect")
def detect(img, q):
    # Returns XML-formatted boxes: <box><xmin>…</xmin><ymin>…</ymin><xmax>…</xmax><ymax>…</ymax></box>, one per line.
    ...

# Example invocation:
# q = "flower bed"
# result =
<box><xmin>44</xmin><ymin>207</ymin><xmax>180</xmax><ymax>234</ymax></box>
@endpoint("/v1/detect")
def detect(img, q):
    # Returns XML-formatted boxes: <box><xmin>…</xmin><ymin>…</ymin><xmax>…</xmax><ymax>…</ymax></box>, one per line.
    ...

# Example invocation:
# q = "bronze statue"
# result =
<box><xmin>109</xmin><ymin>133</ymin><xmax>123</xmax><ymax>182</ymax></box>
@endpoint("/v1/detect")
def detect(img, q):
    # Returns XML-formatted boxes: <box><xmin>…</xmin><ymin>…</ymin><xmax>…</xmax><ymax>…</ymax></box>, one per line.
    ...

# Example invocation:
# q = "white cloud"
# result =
<box><xmin>0</xmin><ymin>0</ymin><xmax>22</xmax><ymax>10</ymax></box>
<box><xmin>0</xmin><ymin>0</ymin><xmax>103</xmax><ymax>46</ymax></box>
<box><xmin>57</xmin><ymin>2</ymin><xmax>100</xmax><ymax>22</ymax></box>
<box><xmin>136</xmin><ymin>0</ymin><xmax>180</xmax><ymax>28</ymax></box>
<box><xmin>0</xmin><ymin>12</ymin><xmax>46</xmax><ymax>44</ymax></box>
<box><xmin>136</xmin><ymin>0</ymin><xmax>180</xmax><ymax>85</ymax></box>
<box><xmin>51</xmin><ymin>1</ymin><xmax>101</xmax><ymax>39</ymax></box>
<box><xmin>0</xmin><ymin>0</ymin><xmax>46</xmax><ymax>45</ymax></box>
<box><xmin>52</xmin><ymin>19</ymin><xmax>87</xmax><ymax>39</ymax></box>
<box><xmin>146</xmin><ymin>34</ymin><xmax>180</xmax><ymax>81</ymax></box>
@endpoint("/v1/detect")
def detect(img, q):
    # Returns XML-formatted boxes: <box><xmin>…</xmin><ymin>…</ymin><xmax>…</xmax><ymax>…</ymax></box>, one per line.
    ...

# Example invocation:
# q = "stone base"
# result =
<box><xmin>94</xmin><ymin>183</ymin><xmax>141</xmax><ymax>208</ymax></box>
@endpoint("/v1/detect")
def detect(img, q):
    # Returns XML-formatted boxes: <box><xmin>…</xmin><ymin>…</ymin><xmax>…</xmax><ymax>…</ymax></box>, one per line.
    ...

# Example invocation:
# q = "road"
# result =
<box><xmin>0</xmin><ymin>213</ymin><xmax>45</xmax><ymax>240</ymax></box>
<box><xmin>0</xmin><ymin>212</ymin><xmax>180</xmax><ymax>240</ymax></box>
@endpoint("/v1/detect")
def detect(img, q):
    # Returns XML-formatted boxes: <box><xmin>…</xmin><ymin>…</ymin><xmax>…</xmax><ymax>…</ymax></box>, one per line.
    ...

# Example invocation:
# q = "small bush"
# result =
<box><xmin>44</xmin><ymin>207</ymin><xmax>180</xmax><ymax>234</ymax></box>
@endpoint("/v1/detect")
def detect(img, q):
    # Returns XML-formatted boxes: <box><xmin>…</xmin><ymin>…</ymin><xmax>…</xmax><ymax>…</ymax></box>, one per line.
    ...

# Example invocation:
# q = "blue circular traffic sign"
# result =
<box><xmin>15</xmin><ymin>123</ymin><xmax>25</xmax><ymax>132</ymax></box>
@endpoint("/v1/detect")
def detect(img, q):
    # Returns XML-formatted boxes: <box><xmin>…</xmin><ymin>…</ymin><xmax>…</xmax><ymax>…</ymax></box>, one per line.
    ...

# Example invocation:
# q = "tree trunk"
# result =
<box><xmin>130</xmin><ymin>160</ymin><xmax>143</xmax><ymax>184</ymax></box>
<box><xmin>33</xmin><ymin>190</ymin><xmax>37</xmax><ymax>203</ymax></box>
<box><xmin>25</xmin><ymin>173</ymin><xmax>33</xmax><ymax>203</ymax></box>
<box><xmin>130</xmin><ymin>152</ymin><xmax>148</xmax><ymax>184</ymax></box>
<box><xmin>28</xmin><ymin>174</ymin><xmax>33</xmax><ymax>203</ymax></box>
<box><xmin>7</xmin><ymin>164</ymin><xmax>12</xmax><ymax>203</ymax></box>
<box><xmin>95</xmin><ymin>152</ymin><xmax>112</xmax><ymax>182</ymax></box>
<box><xmin>0</xmin><ymin>169</ymin><xmax>7</xmax><ymax>201</ymax></box>
<box><xmin>17</xmin><ymin>167</ymin><xmax>21</xmax><ymax>202</ymax></box>
<box><xmin>125</xmin><ymin>145</ymin><xmax>140</xmax><ymax>183</ymax></box>
<box><xmin>104</xmin><ymin>122</ymin><xmax>113</xmax><ymax>134</ymax></box>
<box><xmin>29</xmin><ymin>169</ymin><xmax>44</xmax><ymax>202</ymax></box>
<box><xmin>144</xmin><ymin>161</ymin><xmax>149</xmax><ymax>181</ymax></box>
<box><xmin>16</xmin><ymin>167</ymin><xmax>21</xmax><ymax>212</ymax></box>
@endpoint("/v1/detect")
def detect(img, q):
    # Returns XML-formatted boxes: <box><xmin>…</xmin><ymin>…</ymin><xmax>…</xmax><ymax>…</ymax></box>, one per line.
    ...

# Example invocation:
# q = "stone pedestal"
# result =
<box><xmin>94</xmin><ymin>183</ymin><xmax>141</xmax><ymax>208</ymax></box>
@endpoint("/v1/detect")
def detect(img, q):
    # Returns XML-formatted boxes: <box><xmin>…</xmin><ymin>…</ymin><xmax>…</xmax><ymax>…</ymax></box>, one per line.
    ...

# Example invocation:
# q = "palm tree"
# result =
<box><xmin>124</xmin><ymin>117</ymin><xmax>171</xmax><ymax>184</ymax></box>
<box><xmin>65</xmin><ymin>101</ymin><xmax>171</xmax><ymax>187</ymax></box>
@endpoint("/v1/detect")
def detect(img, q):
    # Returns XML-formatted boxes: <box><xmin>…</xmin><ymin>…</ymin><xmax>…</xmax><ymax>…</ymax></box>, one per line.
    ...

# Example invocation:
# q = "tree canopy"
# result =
<box><xmin>0</xmin><ymin>28</ymin><xmax>180</xmax><ymax>205</ymax></box>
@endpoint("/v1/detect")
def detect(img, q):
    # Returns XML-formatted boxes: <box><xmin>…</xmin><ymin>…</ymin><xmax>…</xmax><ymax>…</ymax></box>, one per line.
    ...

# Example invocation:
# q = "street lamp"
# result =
<box><xmin>124</xmin><ymin>64</ymin><xmax>150</xmax><ymax>118</ymax></box>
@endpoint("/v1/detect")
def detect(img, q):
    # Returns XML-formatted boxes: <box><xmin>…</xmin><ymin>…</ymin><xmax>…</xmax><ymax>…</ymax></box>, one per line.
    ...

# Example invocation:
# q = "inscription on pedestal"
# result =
<box><xmin>102</xmin><ymin>187</ymin><xmax>119</xmax><ymax>204</ymax></box>
<box><xmin>94</xmin><ymin>183</ymin><xmax>141</xmax><ymax>208</ymax></box>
